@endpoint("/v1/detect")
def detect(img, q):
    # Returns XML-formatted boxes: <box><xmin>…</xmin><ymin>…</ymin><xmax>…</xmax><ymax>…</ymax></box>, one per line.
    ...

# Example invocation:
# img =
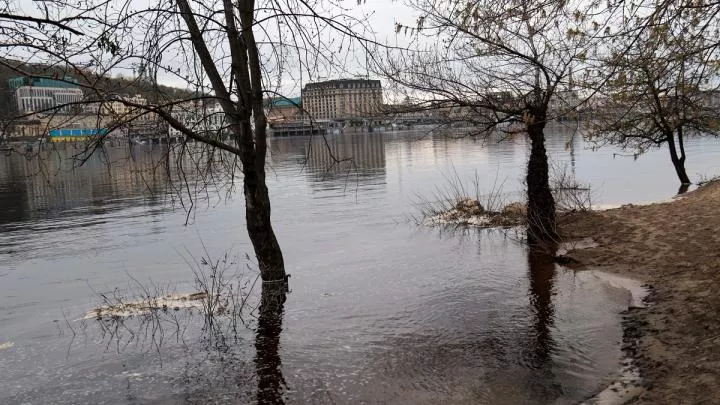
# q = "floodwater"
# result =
<box><xmin>0</xmin><ymin>126</ymin><xmax>718</xmax><ymax>404</ymax></box>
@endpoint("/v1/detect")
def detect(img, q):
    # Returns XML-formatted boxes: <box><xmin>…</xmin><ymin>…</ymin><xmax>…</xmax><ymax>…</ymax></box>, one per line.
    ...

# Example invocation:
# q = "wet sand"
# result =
<box><xmin>560</xmin><ymin>180</ymin><xmax>720</xmax><ymax>404</ymax></box>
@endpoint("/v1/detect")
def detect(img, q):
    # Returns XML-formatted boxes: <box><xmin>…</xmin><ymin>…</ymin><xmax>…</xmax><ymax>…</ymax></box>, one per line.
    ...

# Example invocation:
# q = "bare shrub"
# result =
<box><xmin>187</xmin><ymin>250</ymin><xmax>262</xmax><ymax>337</ymax></box>
<box><xmin>550</xmin><ymin>162</ymin><xmax>592</xmax><ymax>212</ymax></box>
<box><xmin>697</xmin><ymin>174</ymin><xmax>720</xmax><ymax>188</ymax></box>
<box><xmin>411</xmin><ymin>165</ymin><xmax>510</xmax><ymax>225</ymax></box>
<box><xmin>87</xmin><ymin>250</ymin><xmax>260</xmax><ymax>357</ymax></box>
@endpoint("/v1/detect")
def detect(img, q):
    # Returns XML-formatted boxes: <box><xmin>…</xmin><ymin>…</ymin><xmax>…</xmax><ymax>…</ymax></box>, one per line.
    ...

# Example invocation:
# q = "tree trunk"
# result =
<box><xmin>677</xmin><ymin>183</ymin><xmax>690</xmax><ymax>195</ymax></box>
<box><xmin>239</xmin><ymin>114</ymin><xmax>285</xmax><ymax>284</ymax></box>
<box><xmin>243</xmin><ymin>165</ymin><xmax>286</xmax><ymax>282</ymax></box>
<box><xmin>237</xmin><ymin>0</ymin><xmax>286</xmax><ymax>284</ymax></box>
<box><xmin>176</xmin><ymin>0</ymin><xmax>287</xmax><ymax>284</ymax></box>
<box><xmin>238</xmin><ymin>114</ymin><xmax>285</xmax><ymax>284</ymax></box>
<box><xmin>525</xmin><ymin>109</ymin><xmax>558</xmax><ymax>246</ymax></box>
<box><xmin>666</xmin><ymin>130</ymin><xmax>691</xmax><ymax>185</ymax></box>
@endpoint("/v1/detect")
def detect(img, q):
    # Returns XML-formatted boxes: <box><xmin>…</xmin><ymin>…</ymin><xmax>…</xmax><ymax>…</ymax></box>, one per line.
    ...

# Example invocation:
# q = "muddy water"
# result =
<box><xmin>0</xmin><ymin>128</ymin><xmax>718</xmax><ymax>404</ymax></box>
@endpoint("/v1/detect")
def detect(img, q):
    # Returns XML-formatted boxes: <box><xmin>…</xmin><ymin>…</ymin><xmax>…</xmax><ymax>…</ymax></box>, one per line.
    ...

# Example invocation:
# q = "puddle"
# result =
<box><xmin>580</xmin><ymin>271</ymin><xmax>648</xmax><ymax>405</ymax></box>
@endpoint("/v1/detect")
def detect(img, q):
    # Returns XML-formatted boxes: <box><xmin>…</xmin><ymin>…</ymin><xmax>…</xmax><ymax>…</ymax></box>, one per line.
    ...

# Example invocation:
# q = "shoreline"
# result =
<box><xmin>560</xmin><ymin>180</ymin><xmax>720</xmax><ymax>404</ymax></box>
<box><xmin>579</xmin><ymin>271</ymin><xmax>648</xmax><ymax>405</ymax></box>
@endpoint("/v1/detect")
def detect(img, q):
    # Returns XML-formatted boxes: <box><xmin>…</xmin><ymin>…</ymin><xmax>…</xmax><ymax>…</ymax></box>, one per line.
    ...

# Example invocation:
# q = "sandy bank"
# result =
<box><xmin>560</xmin><ymin>181</ymin><xmax>720</xmax><ymax>404</ymax></box>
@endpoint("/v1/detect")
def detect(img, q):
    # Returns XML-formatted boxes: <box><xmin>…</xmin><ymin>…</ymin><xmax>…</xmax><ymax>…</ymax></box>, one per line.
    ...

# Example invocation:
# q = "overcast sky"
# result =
<box><xmin>274</xmin><ymin>0</ymin><xmax>421</xmax><ymax>98</ymax></box>
<box><xmin>259</xmin><ymin>0</ymin><xmax>420</xmax><ymax>97</ymax></box>
<box><xmin>8</xmin><ymin>0</ymin><xmax>419</xmax><ymax>98</ymax></box>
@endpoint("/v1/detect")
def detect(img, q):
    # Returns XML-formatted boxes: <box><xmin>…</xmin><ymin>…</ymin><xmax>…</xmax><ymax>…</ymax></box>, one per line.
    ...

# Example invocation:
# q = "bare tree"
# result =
<box><xmin>374</xmin><ymin>0</ymin><xmax>610</xmax><ymax>244</ymax></box>
<box><xmin>3</xmin><ymin>2</ymin><xmax>373</xmax><ymax>403</ymax></box>
<box><xmin>590</xmin><ymin>0</ymin><xmax>720</xmax><ymax>187</ymax></box>
<box><xmin>1</xmin><ymin>0</ymin><xmax>373</xmax><ymax>292</ymax></box>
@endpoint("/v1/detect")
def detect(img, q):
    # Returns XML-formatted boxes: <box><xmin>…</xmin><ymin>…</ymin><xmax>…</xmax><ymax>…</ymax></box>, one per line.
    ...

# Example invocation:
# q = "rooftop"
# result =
<box><xmin>303</xmin><ymin>78</ymin><xmax>381</xmax><ymax>91</ymax></box>
<box><xmin>9</xmin><ymin>76</ymin><xmax>80</xmax><ymax>91</ymax></box>
<box><xmin>268</xmin><ymin>97</ymin><xmax>301</xmax><ymax>108</ymax></box>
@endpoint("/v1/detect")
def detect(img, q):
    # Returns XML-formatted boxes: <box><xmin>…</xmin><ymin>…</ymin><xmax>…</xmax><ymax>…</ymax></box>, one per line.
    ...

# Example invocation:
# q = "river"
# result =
<box><xmin>0</xmin><ymin>125</ymin><xmax>718</xmax><ymax>404</ymax></box>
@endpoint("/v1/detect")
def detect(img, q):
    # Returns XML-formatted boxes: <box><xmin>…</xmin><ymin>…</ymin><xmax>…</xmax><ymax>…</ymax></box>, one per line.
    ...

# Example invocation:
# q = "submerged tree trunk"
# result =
<box><xmin>238</xmin><ymin>117</ymin><xmax>285</xmax><ymax>283</ymax></box>
<box><xmin>244</xmin><ymin>168</ymin><xmax>286</xmax><ymax>282</ymax></box>
<box><xmin>666</xmin><ymin>129</ymin><xmax>691</xmax><ymax>185</ymax></box>
<box><xmin>525</xmin><ymin>109</ymin><xmax>558</xmax><ymax>246</ymax></box>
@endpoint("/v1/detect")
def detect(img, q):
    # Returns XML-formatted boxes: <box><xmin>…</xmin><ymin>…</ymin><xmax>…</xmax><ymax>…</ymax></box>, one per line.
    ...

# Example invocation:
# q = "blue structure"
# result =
<box><xmin>49</xmin><ymin>128</ymin><xmax>107</xmax><ymax>142</ymax></box>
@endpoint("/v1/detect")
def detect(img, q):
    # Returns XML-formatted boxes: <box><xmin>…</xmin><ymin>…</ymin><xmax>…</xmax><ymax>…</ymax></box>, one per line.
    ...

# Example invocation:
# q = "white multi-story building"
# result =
<box><xmin>168</xmin><ymin>101</ymin><xmax>227</xmax><ymax>138</ymax></box>
<box><xmin>301</xmin><ymin>79</ymin><xmax>383</xmax><ymax>120</ymax></box>
<box><xmin>10</xmin><ymin>77</ymin><xmax>84</xmax><ymax>115</ymax></box>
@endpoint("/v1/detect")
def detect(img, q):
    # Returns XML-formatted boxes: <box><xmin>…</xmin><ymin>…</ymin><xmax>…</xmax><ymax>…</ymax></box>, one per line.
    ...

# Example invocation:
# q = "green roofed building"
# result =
<box><xmin>267</xmin><ymin>96</ymin><xmax>302</xmax><ymax>123</ymax></box>
<box><xmin>9</xmin><ymin>76</ymin><xmax>84</xmax><ymax>115</ymax></box>
<box><xmin>8</xmin><ymin>76</ymin><xmax>80</xmax><ymax>91</ymax></box>
<box><xmin>268</xmin><ymin>97</ymin><xmax>301</xmax><ymax>108</ymax></box>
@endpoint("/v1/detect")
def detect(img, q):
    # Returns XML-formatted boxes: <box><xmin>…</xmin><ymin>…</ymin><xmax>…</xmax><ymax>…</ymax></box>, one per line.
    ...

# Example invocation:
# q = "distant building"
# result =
<box><xmin>700</xmin><ymin>89</ymin><xmax>720</xmax><ymax>108</ymax></box>
<box><xmin>4</xmin><ymin>114</ymin><xmax>108</xmax><ymax>140</ymax></box>
<box><xmin>168</xmin><ymin>101</ymin><xmax>227</xmax><ymax>138</ymax></box>
<box><xmin>301</xmin><ymin>79</ymin><xmax>382</xmax><ymax>120</ymax></box>
<box><xmin>548</xmin><ymin>89</ymin><xmax>583</xmax><ymax>120</ymax></box>
<box><xmin>85</xmin><ymin>94</ymin><xmax>151</xmax><ymax>119</ymax></box>
<box><xmin>9</xmin><ymin>76</ymin><xmax>84</xmax><ymax>115</ymax></box>
<box><xmin>266</xmin><ymin>97</ymin><xmax>302</xmax><ymax>124</ymax></box>
<box><xmin>383</xmin><ymin>99</ymin><xmax>447</xmax><ymax>122</ymax></box>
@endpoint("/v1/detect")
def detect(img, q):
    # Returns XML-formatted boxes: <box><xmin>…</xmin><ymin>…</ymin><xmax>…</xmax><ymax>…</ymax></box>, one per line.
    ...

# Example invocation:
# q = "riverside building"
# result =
<box><xmin>9</xmin><ymin>76</ymin><xmax>84</xmax><ymax>115</ymax></box>
<box><xmin>301</xmin><ymin>79</ymin><xmax>383</xmax><ymax>120</ymax></box>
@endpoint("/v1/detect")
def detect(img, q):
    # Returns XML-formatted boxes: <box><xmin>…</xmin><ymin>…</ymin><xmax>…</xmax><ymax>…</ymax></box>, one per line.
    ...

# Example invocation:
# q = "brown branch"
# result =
<box><xmin>0</xmin><ymin>12</ymin><xmax>84</xmax><ymax>36</ymax></box>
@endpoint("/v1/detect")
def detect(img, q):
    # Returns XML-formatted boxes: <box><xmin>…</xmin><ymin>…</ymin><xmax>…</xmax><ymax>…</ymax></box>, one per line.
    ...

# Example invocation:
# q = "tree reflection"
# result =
<box><xmin>677</xmin><ymin>183</ymin><xmax>690</xmax><ymax>195</ymax></box>
<box><xmin>527</xmin><ymin>246</ymin><xmax>556</xmax><ymax>365</ymax></box>
<box><xmin>254</xmin><ymin>283</ymin><xmax>287</xmax><ymax>405</ymax></box>
<box><xmin>525</xmin><ymin>245</ymin><xmax>562</xmax><ymax>398</ymax></box>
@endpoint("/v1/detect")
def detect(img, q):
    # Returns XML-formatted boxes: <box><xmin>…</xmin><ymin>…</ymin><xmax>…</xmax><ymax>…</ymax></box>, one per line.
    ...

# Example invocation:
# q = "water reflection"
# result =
<box><xmin>524</xmin><ymin>247</ymin><xmax>561</xmax><ymax>398</ymax></box>
<box><xmin>83</xmin><ymin>281</ymin><xmax>288</xmax><ymax>405</ymax></box>
<box><xmin>3</xmin><ymin>130</ymin><xmax>719</xmax><ymax>404</ymax></box>
<box><xmin>0</xmin><ymin>145</ymin><xmax>170</xmax><ymax>227</ymax></box>
<box><xmin>254</xmin><ymin>284</ymin><xmax>287</xmax><ymax>405</ymax></box>
<box><xmin>270</xmin><ymin>133</ymin><xmax>386</xmax><ymax>186</ymax></box>
<box><xmin>306</xmin><ymin>133</ymin><xmax>385</xmax><ymax>172</ymax></box>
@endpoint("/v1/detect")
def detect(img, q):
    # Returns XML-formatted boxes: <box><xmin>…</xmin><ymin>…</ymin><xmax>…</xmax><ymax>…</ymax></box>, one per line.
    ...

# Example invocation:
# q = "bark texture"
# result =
<box><xmin>244</xmin><ymin>167</ymin><xmax>286</xmax><ymax>282</ymax></box>
<box><xmin>525</xmin><ymin>109</ymin><xmax>558</xmax><ymax>245</ymax></box>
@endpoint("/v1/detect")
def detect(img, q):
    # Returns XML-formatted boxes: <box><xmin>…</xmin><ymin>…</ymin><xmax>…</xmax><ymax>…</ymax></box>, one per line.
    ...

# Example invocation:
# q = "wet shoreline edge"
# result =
<box><xmin>562</xmin><ymin>180</ymin><xmax>720</xmax><ymax>404</ymax></box>
<box><xmin>578</xmin><ymin>271</ymin><xmax>649</xmax><ymax>405</ymax></box>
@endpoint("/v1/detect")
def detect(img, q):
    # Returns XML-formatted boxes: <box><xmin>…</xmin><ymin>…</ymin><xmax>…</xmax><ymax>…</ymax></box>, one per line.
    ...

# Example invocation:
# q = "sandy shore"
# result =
<box><xmin>560</xmin><ymin>181</ymin><xmax>720</xmax><ymax>404</ymax></box>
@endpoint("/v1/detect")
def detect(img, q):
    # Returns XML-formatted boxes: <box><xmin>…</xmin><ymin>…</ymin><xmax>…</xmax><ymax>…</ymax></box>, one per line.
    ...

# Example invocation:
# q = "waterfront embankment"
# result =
<box><xmin>560</xmin><ymin>180</ymin><xmax>720</xmax><ymax>404</ymax></box>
